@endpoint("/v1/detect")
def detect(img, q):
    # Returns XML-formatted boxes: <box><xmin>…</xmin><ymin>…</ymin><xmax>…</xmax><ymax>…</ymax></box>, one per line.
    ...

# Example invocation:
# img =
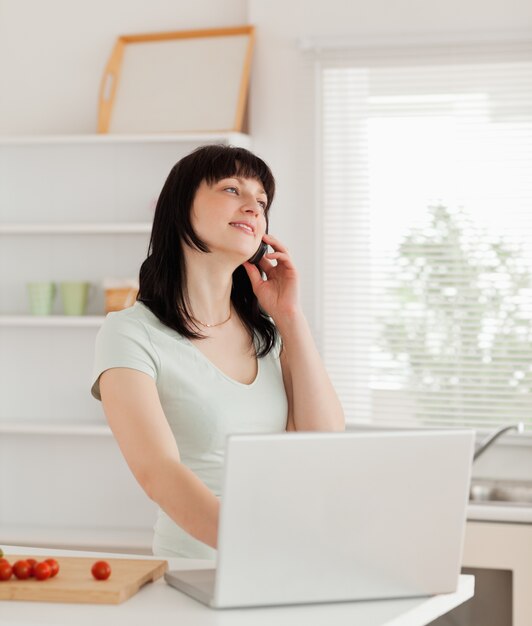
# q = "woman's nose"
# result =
<box><xmin>241</xmin><ymin>196</ymin><xmax>261</xmax><ymax>215</ymax></box>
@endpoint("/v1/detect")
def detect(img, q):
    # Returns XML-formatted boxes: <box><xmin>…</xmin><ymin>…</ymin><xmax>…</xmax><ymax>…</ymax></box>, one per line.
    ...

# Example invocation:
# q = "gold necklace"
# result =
<box><xmin>191</xmin><ymin>309</ymin><xmax>232</xmax><ymax>328</ymax></box>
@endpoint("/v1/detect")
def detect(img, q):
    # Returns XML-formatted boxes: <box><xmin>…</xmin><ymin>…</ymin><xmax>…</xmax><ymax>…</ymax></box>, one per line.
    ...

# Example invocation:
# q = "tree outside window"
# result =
<box><xmin>379</xmin><ymin>205</ymin><xmax>532</xmax><ymax>428</ymax></box>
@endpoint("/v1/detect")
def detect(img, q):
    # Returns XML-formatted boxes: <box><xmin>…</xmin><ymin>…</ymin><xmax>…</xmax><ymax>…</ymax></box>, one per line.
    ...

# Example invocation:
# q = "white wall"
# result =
<box><xmin>0</xmin><ymin>0</ymin><xmax>247</xmax><ymax>133</ymax></box>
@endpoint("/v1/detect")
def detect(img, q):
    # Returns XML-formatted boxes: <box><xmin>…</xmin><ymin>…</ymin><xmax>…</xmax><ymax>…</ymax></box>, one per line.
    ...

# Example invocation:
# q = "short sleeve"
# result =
<box><xmin>90</xmin><ymin>312</ymin><xmax>159</xmax><ymax>401</ymax></box>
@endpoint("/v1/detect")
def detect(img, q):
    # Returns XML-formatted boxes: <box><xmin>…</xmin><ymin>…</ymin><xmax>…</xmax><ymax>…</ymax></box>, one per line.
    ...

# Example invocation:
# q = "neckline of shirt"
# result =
<box><xmin>182</xmin><ymin>336</ymin><xmax>261</xmax><ymax>388</ymax></box>
<box><xmin>133</xmin><ymin>301</ymin><xmax>261</xmax><ymax>388</ymax></box>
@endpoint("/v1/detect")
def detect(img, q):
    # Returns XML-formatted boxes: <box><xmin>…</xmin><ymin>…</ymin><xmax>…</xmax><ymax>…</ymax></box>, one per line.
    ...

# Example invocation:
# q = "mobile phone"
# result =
<box><xmin>248</xmin><ymin>218</ymin><xmax>269</xmax><ymax>266</ymax></box>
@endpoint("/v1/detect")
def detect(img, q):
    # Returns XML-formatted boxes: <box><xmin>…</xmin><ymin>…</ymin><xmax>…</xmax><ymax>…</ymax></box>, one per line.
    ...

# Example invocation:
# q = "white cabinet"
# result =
<box><xmin>0</xmin><ymin>132</ymin><xmax>250</xmax><ymax>551</ymax></box>
<box><xmin>463</xmin><ymin>521</ymin><xmax>532</xmax><ymax>626</ymax></box>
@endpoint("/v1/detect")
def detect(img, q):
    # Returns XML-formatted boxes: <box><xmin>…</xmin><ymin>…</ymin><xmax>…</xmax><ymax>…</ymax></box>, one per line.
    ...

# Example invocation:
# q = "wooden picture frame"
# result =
<box><xmin>97</xmin><ymin>25</ymin><xmax>255</xmax><ymax>134</ymax></box>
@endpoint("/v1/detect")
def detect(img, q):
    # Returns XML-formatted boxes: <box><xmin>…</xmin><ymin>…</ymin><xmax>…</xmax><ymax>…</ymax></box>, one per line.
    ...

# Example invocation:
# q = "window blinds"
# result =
<box><xmin>317</xmin><ymin>41</ymin><xmax>532</xmax><ymax>430</ymax></box>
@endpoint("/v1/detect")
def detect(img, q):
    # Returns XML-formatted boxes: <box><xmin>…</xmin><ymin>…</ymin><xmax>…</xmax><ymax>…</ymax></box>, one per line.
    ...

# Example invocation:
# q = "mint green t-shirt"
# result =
<box><xmin>91</xmin><ymin>301</ymin><xmax>288</xmax><ymax>560</ymax></box>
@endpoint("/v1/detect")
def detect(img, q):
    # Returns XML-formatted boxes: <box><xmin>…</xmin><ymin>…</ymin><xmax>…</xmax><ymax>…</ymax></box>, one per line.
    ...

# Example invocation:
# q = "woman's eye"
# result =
<box><xmin>223</xmin><ymin>186</ymin><xmax>266</xmax><ymax>212</ymax></box>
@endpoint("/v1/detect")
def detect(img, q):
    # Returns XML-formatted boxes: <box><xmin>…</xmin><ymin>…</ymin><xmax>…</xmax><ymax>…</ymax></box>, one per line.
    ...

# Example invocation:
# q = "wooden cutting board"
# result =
<box><xmin>0</xmin><ymin>554</ymin><xmax>168</xmax><ymax>604</ymax></box>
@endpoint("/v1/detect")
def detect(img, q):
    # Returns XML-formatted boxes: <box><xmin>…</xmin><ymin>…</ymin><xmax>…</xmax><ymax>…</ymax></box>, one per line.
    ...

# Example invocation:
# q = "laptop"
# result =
<box><xmin>164</xmin><ymin>429</ymin><xmax>474</xmax><ymax>609</ymax></box>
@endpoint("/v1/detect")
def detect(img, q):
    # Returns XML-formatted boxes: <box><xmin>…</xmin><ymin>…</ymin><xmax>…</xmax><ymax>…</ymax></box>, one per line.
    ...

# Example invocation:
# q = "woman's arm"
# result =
<box><xmin>244</xmin><ymin>233</ymin><xmax>345</xmax><ymax>432</ymax></box>
<box><xmin>279</xmin><ymin>312</ymin><xmax>345</xmax><ymax>432</ymax></box>
<box><xmin>99</xmin><ymin>368</ymin><xmax>219</xmax><ymax>548</ymax></box>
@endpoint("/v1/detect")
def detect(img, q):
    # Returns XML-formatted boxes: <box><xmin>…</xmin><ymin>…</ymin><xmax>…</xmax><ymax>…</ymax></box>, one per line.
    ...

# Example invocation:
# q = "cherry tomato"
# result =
<box><xmin>13</xmin><ymin>560</ymin><xmax>31</xmax><ymax>580</ymax></box>
<box><xmin>0</xmin><ymin>562</ymin><xmax>12</xmax><ymax>581</ymax></box>
<box><xmin>0</xmin><ymin>557</ymin><xmax>9</xmax><ymax>566</ymax></box>
<box><xmin>44</xmin><ymin>559</ymin><xmax>59</xmax><ymax>578</ymax></box>
<box><xmin>34</xmin><ymin>562</ymin><xmax>52</xmax><ymax>581</ymax></box>
<box><xmin>91</xmin><ymin>560</ymin><xmax>111</xmax><ymax>580</ymax></box>
<box><xmin>26</xmin><ymin>558</ymin><xmax>37</xmax><ymax>577</ymax></box>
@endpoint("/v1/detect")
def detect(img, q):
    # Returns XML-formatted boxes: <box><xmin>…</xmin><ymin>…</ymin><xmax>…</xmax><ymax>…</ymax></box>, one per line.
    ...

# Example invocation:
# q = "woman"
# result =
<box><xmin>91</xmin><ymin>144</ymin><xmax>344</xmax><ymax>559</ymax></box>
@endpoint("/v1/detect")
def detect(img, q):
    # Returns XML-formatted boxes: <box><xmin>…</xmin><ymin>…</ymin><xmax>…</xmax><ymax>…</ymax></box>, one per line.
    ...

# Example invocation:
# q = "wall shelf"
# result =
<box><xmin>0</xmin><ymin>525</ymin><xmax>152</xmax><ymax>553</ymax></box>
<box><xmin>0</xmin><ymin>132</ymin><xmax>250</xmax><ymax>553</ymax></box>
<box><xmin>0</xmin><ymin>421</ymin><xmax>112</xmax><ymax>436</ymax></box>
<box><xmin>0</xmin><ymin>223</ymin><xmax>152</xmax><ymax>235</ymax></box>
<box><xmin>0</xmin><ymin>315</ymin><xmax>105</xmax><ymax>327</ymax></box>
<box><xmin>0</xmin><ymin>132</ymin><xmax>250</xmax><ymax>146</ymax></box>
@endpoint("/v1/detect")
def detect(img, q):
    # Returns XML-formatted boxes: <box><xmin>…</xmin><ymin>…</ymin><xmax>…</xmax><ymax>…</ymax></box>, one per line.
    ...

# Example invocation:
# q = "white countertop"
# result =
<box><xmin>0</xmin><ymin>545</ymin><xmax>473</xmax><ymax>626</ymax></box>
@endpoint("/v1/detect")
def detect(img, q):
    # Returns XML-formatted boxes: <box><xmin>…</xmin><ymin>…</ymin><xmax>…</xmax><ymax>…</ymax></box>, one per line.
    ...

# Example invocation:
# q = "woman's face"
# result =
<box><xmin>190</xmin><ymin>176</ymin><xmax>268</xmax><ymax>262</ymax></box>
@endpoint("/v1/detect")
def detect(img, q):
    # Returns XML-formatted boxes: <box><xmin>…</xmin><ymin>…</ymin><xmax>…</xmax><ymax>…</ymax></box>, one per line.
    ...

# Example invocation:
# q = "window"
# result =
<box><xmin>318</xmin><ymin>41</ymin><xmax>532</xmax><ymax>430</ymax></box>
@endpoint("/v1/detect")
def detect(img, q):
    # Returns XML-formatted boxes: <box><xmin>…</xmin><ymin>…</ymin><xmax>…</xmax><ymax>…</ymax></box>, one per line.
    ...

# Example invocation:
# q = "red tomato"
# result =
<box><xmin>13</xmin><ymin>560</ymin><xmax>31</xmax><ymax>580</ymax></box>
<box><xmin>91</xmin><ymin>560</ymin><xmax>111</xmax><ymax>580</ymax></box>
<box><xmin>26</xmin><ymin>558</ymin><xmax>37</xmax><ymax>577</ymax></box>
<box><xmin>34</xmin><ymin>562</ymin><xmax>52</xmax><ymax>581</ymax></box>
<box><xmin>0</xmin><ymin>558</ymin><xmax>9</xmax><ymax>567</ymax></box>
<box><xmin>44</xmin><ymin>559</ymin><xmax>59</xmax><ymax>578</ymax></box>
<box><xmin>0</xmin><ymin>562</ymin><xmax>12</xmax><ymax>581</ymax></box>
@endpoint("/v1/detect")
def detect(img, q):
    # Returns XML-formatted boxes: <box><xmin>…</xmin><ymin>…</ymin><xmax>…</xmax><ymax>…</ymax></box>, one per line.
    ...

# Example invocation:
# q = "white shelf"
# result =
<box><xmin>0</xmin><ymin>526</ymin><xmax>152</xmax><ymax>552</ymax></box>
<box><xmin>0</xmin><ymin>131</ymin><xmax>250</xmax><ymax>146</ymax></box>
<box><xmin>0</xmin><ymin>133</ymin><xmax>230</xmax><ymax>555</ymax></box>
<box><xmin>0</xmin><ymin>315</ymin><xmax>105</xmax><ymax>327</ymax></box>
<box><xmin>0</xmin><ymin>223</ymin><xmax>152</xmax><ymax>235</ymax></box>
<box><xmin>0</xmin><ymin>421</ymin><xmax>112</xmax><ymax>436</ymax></box>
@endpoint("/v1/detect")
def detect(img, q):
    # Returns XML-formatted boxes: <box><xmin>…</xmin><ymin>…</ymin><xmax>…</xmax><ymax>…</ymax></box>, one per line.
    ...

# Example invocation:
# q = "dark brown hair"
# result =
<box><xmin>137</xmin><ymin>144</ymin><xmax>278</xmax><ymax>357</ymax></box>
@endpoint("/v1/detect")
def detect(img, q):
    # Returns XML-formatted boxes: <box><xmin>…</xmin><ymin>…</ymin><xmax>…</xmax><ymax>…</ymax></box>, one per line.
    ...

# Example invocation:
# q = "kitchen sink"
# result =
<box><xmin>470</xmin><ymin>478</ymin><xmax>532</xmax><ymax>506</ymax></box>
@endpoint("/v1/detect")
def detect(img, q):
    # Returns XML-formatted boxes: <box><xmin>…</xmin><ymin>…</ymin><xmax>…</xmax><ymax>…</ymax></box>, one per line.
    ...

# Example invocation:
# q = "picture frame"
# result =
<box><xmin>97</xmin><ymin>25</ymin><xmax>255</xmax><ymax>134</ymax></box>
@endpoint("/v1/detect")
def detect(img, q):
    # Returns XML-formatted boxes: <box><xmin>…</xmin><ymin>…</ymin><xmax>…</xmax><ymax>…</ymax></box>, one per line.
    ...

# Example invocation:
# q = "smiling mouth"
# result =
<box><xmin>229</xmin><ymin>223</ymin><xmax>254</xmax><ymax>236</ymax></box>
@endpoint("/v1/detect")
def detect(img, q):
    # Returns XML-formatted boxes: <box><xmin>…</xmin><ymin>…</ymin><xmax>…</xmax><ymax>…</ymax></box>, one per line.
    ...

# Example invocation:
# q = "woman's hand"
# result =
<box><xmin>243</xmin><ymin>233</ymin><xmax>301</xmax><ymax>321</ymax></box>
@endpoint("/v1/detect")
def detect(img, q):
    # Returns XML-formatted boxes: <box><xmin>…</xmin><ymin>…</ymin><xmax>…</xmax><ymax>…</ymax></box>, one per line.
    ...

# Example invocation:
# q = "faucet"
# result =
<box><xmin>473</xmin><ymin>422</ymin><xmax>525</xmax><ymax>461</ymax></box>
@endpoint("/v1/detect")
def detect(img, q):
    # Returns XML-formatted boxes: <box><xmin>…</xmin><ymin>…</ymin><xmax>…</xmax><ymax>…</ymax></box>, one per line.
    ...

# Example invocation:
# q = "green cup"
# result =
<box><xmin>60</xmin><ymin>281</ymin><xmax>90</xmax><ymax>316</ymax></box>
<box><xmin>27</xmin><ymin>282</ymin><xmax>56</xmax><ymax>315</ymax></box>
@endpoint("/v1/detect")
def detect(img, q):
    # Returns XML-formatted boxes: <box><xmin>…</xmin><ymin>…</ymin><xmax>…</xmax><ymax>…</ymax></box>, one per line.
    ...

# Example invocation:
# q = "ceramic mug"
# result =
<box><xmin>27</xmin><ymin>282</ymin><xmax>56</xmax><ymax>315</ymax></box>
<box><xmin>60</xmin><ymin>281</ymin><xmax>91</xmax><ymax>316</ymax></box>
